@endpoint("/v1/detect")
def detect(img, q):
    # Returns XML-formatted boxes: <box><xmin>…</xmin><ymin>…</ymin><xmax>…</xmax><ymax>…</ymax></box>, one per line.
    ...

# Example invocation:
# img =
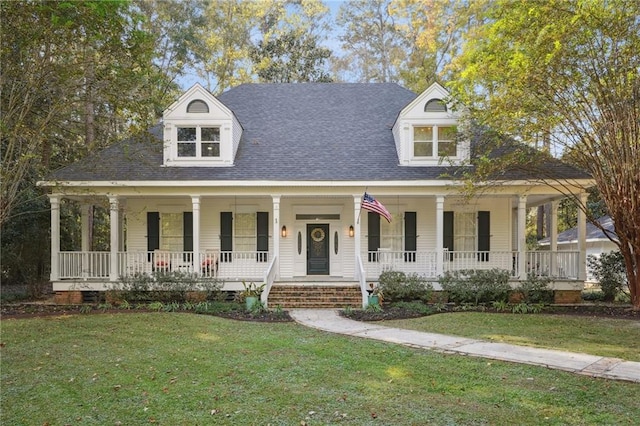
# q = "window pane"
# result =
<box><xmin>414</xmin><ymin>126</ymin><xmax>433</xmax><ymax>141</ymax></box>
<box><xmin>178</xmin><ymin>142</ymin><xmax>196</xmax><ymax>157</ymax></box>
<box><xmin>235</xmin><ymin>213</ymin><xmax>256</xmax><ymax>252</ymax></box>
<box><xmin>201</xmin><ymin>127</ymin><xmax>220</xmax><ymax>141</ymax></box>
<box><xmin>414</xmin><ymin>142</ymin><xmax>432</xmax><ymax>157</ymax></box>
<box><xmin>439</xmin><ymin>126</ymin><xmax>456</xmax><ymax>141</ymax></box>
<box><xmin>454</xmin><ymin>212</ymin><xmax>476</xmax><ymax>251</ymax></box>
<box><xmin>161</xmin><ymin>213</ymin><xmax>183</xmax><ymax>251</ymax></box>
<box><xmin>438</xmin><ymin>141</ymin><xmax>457</xmax><ymax>157</ymax></box>
<box><xmin>201</xmin><ymin>142</ymin><xmax>220</xmax><ymax>157</ymax></box>
<box><xmin>177</xmin><ymin>127</ymin><xmax>196</xmax><ymax>141</ymax></box>
<box><xmin>380</xmin><ymin>213</ymin><xmax>402</xmax><ymax>251</ymax></box>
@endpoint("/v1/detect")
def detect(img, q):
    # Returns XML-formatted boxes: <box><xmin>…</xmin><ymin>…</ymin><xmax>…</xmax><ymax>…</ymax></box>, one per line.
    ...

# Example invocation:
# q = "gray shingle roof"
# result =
<box><xmin>539</xmin><ymin>216</ymin><xmax>618</xmax><ymax>244</ymax></box>
<box><xmin>48</xmin><ymin>83</ymin><xmax>590</xmax><ymax>183</ymax></box>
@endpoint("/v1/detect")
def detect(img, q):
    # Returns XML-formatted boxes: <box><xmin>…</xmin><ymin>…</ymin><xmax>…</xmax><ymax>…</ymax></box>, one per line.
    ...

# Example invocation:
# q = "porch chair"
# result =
<box><xmin>202</xmin><ymin>250</ymin><xmax>219</xmax><ymax>277</ymax></box>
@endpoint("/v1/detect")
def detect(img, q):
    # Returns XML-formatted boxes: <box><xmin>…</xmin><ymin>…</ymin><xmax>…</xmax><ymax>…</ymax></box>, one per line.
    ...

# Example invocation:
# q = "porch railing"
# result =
<box><xmin>55</xmin><ymin>250</ymin><xmax>579</xmax><ymax>282</ymax></box>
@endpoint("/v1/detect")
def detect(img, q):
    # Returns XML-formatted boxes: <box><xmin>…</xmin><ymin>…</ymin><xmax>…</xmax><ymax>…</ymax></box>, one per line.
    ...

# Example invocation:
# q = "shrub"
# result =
<box><xmin>378</xmin><ymin>270</ymin><xmax>433</xmax><ymax>303</ymax></box>
<box><xmin>439</xmin><ymin>269</ymin><xmax>511</xmax><ymax>305</ymax></box>
<box><xmin>111</xmin><ymin>271</ymin><xmax>223</xmax><ymax>303</ymax></box>
<box><xmin>588</xmin><ymin>251</ymin><xmax>628</xmax><ymax>302</ymax></box>
<box><xmin>515</xmin><ymin>273</ymin><xmax>553</xmax><ymax>304</ymax></box>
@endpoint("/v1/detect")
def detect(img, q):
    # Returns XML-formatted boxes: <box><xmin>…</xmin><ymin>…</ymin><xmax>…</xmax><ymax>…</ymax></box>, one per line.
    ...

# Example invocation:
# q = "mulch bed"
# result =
<box><xmin>1</xmin><ymin>301</ymin><xmax>638</xmax><ymax>322</ymax></box>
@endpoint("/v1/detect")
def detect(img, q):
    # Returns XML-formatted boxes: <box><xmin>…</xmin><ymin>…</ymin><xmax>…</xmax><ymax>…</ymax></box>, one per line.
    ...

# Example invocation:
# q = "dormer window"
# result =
<box><xmin>413</xmin><ymin>125</ymin><xmax>457</xmax><ymax>158</ymax></box>
<box><xmin>177</xmin><ymin>126</ymin><xmax>220</xmax><ymax>158</ymax></box>
<box><xmin>424</xmin><ymin>99</ymin><xmax>447</xmax><ymax>112</ymax></box>
<box><xmin>187</xmin><ymin>99</ymin><xmax>209</xmax><ymax>113</ymax></box>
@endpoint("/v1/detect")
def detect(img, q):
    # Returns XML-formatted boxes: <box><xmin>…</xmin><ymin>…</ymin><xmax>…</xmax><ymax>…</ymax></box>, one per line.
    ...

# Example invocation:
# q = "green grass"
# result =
<box><xmin>1</xmin><ymin>313</ymin><xmax>638</xmax><ymax>425</ymax></box>
<box><xmin>384</xmin><ymin>312</ymin><xmax>640</xmax><ymax>362</ymax></box>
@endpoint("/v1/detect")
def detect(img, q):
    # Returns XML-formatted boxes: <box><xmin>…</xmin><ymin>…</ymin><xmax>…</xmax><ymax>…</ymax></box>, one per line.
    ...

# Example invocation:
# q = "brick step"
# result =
<box><xmin>268</xmin><ymin>284</ymin><xmax>362</xmax><ymax>309</ymax></box>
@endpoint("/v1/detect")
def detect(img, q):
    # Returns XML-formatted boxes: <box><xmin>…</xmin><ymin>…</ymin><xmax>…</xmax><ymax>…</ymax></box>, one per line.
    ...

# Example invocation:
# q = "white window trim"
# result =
<box><xmin>164</xmin><ymin>121</ymin><xmax>232</xmax><ymax>167</ymax></box>
<box><xmin>410</xmin><ymin>121</ymin><xmax>462</xmax><ymax>164</ymax></box>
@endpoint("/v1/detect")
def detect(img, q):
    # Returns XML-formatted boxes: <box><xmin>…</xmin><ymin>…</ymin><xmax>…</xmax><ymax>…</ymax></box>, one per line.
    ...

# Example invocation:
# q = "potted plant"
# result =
<box><xmin>367</xmin><ymin>283</ymin><xmax>383</xmax><ymax>307</ymax></box>
<box><xmin>241</xmin><ymin>281</ymin><xmax>265</xmax><ymax>311</ymax></box>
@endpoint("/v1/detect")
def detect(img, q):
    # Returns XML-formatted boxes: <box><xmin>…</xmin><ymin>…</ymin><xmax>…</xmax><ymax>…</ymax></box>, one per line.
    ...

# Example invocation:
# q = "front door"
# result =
<box><xmin>307</xmin><ymin>224</ymin><xmax>330</xmax><ymax>275</ymax></box>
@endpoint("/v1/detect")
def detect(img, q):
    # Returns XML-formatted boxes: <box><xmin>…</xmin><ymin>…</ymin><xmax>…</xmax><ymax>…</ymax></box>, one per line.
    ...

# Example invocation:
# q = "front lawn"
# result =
<box><xmin>383</xmin><ymin>312</ymin><xmax>640</xmax><ymax>362</ymax></box>
<box><xmin>1</xmin><ymin>313</ymin><xmax>638</xmax><ymax>425</ymax></box>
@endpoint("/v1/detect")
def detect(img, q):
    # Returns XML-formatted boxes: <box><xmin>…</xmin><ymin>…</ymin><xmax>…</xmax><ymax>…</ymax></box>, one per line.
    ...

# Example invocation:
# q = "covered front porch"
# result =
<box><xmin>48</xmin><ymin>189</ymin><xmax>590</xmax><ymax>305</ymax></box>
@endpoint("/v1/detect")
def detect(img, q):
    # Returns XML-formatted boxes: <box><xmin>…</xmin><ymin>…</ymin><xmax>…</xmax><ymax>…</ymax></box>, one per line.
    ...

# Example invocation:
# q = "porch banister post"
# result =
<box><xmin>81</xmin><ymin>203</ymin><xmax>91</xmax><ymax>278</ymax></box>
<box><xmin>191</xmin><ymin>195</ymin><xmax>201</xmax><ymax>274</ymax></box>
<box><xmin>435</xmin><ymin>195</ymin><xmax>445</xmax><ymax>277</ymax></box>
<box><xmin>550</xmin><ymin>200</ymin><xmax>559</xmax><ymax>276</ymax></box>
<box><xmin>109</xmin><ymin>196</ymin><xmax>119</xmax><ymax>282</ymax></box>
<box><xmin>353</xmin><ymin>195</ymin><xmax>361</xmax><ymax>265</ymax></box>
<box><xmin>272</xmin><ymin>195</ymin><xmax>280</xmax><ymax>278</ymax></box>
<box><xmin>49</xmin><ymin>195</ymin><xmax>61</xmax><ymax>281</ymax></box>
<box><xmin>577</xmin><ymin>193</ymin><xmax>588</xmax><ymax>281</ymax></box>
<box><xmin>518</xmin><ymin>195</ymin><xmax>527</xmax><ymax>280</ymax></box>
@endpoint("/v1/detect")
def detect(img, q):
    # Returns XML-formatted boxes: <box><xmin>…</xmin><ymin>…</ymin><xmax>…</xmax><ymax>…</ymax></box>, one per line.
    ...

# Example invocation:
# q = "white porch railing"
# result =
<box><xmin>59</xmin><ymin>251</ymin><xmax>110</xmax><ymax>279</ymax></box>
<box><xmin>525</xmin><ymin>251</ymin><xmax>579</xmax><ymax>279</ymax></box>
<box><xmin>55</xmin><ymin>250</ymin><xmax>579</xmax><ymax>282</ymax></box>
<box><xmin>364</xmin><ymin>250</ymin><xmax>438</xmax><ymax>279</ymax></box>
<box><xmin>443</xmin><ymin>251</ymin><xmax>517</xmax><ymax>277</ymax></box>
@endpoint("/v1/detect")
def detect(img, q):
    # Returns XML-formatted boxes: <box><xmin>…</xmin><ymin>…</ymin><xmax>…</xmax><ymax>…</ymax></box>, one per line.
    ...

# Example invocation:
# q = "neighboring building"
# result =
<box><xmin>539</xmin><ymin>216</ymin><xmax>619</xmax><ymax>282</ymax></box>
<box><xmin>40</xmin><ymin>82</ymin><xmax>594</xmax><ymax>306</ymax></box>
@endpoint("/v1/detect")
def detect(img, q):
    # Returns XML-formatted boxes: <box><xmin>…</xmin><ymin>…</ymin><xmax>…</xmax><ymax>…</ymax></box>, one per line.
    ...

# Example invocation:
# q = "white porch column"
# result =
<box><xmin>81</xmin><ymin>203</ymin><xmax>91</xmax><ymax>279</ymax></box>
<box><xmin>191</xmin><ymin>196</ymin><xmax>201</xmax><ymax>272</ymax></box>
<box><xmin>435</xmin><ymin>195</ymin><xmax>445</xmax><ymax>277</ymax></box>
<box><xmin>49</xmin><ymin>195</ymin><xmax>61</xmax><ymax>281</ymax></box>
<box><xmin>577</xmin><ymin>193</ymin><xmax>588</xmax><ymax>281</ymax></box>
<box><xmin>550</xmin><ymin>200</ymin><xmax>559</xmax><ymax>276</ymax></box>
<box><xmin>272</xmin><ymin>195</ymin><xmax>281</xmax><ymax>277</ymax></box>
<box><xmin>353</xmin><ymin>195</ymin><xmax>362</xmax><ymax>264</ymax></box>
<box><xmin>517</xmin><ymin>195</ymin><xmax>528</xmax><ymax>280</ymax></box>
<box><xmin>109</xmin><ymin>196</ymin><xmax>119</xmax><ymax>282</ymax></box>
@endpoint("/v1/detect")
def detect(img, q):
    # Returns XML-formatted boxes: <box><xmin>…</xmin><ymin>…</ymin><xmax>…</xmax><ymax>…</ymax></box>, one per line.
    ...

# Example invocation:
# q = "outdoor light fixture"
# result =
<box><xmin>281</xmin><ymin>225</ymin><xmax>287</xmax><ymax>238</ymax></box>
<box><xmin>349</xmin><ymin>225</ymin><xmax>354</xmax><ymax>237</ymax></box>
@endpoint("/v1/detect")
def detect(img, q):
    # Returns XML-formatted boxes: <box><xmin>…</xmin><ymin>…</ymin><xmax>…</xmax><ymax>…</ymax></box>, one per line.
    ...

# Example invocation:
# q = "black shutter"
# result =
<box><xmin>220</xmin><ymin>212</ymin><xmax>233</xmax><ymax>262</ymax></box>
<box><xmin>443</xmin><ymin>211</ymin><xmax>454</xmax><ymax>261</ymax></box>
<box><xmin>404</xmin><ymin>212</ymin><xmax>417</xmax><ymax>262</ymax></box>
<box><xmin>368</xmin><ymin>212</ymin><xmax>380</xmax><ymax>262</ymax></box>
<box><xmin>183</xmin><ymin>212</ymin><xmax>193</xmax><ymax>261</ymax></box>
<box><xmin>256</xmin><ymin>212</ymin><xmax>269</xmax><ymax>262</ymax></box>
<box><xmin>147</xmin><ymin>212</ymin><xmax>160</xmax><ymax>261</ymax></box>
<box><xmin>478</xmin><ymin>211</ymin><xmax>490</xmax><ymax>262</ymax></box>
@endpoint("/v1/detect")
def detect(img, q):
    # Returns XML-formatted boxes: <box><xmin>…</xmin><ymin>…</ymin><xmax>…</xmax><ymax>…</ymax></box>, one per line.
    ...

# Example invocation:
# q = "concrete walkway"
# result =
<box><xmin>289</xmin><ymin>309</ymin><xmax>640</xmax><ymax>383</ymax></box>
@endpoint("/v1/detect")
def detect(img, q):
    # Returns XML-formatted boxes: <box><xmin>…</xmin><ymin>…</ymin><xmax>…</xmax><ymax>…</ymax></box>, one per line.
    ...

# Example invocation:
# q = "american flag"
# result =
<box><xmin>362</xmin><ymin>192</ymin><xmax>392</xmax><ymax>223</ymax></box>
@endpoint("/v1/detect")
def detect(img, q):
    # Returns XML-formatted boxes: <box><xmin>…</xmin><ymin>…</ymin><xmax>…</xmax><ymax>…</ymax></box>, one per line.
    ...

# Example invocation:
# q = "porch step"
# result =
<box><xmin>267</xmin><ymin>283</ymin><xmax>362</xmax><ymax>309</ymax></box>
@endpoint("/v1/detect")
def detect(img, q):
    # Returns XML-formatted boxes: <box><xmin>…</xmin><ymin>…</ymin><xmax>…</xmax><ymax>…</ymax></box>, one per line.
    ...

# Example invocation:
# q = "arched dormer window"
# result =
<box><xmin>187</xmin><ymin>99</ymin><xmax>209</xmax><ymax>113</ymax></box>
<box><xmin>424</xmin><ymin>99</ymin><xmax>447</xmax><ymax>112</ymax></box>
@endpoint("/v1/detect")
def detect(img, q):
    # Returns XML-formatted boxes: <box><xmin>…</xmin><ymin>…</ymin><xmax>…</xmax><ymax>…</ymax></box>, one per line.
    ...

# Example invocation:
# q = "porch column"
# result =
<box><xmin>81</xmin><ymin>203</ymin><xmax>91</xmax><ymax>278</ymax></box>
<box><xmin>49</xmin><ymin>195</ymin><xmax>61</xmax><ymax>281</ymax></box>
<box><xmin>353</xmin><ymin>195</ymin><xmax>362</xmax><ymax>263</ymax></box>
<box><xmin>191</xmin><ymin>196</ymin><xmax>201</xmax><ymax>273</ymax></box>
<box><xmin>109</xmin><ymin>196</ymin><xmax>119</xmax><ymax>282</ymax></box>
<box><xmin>435</xmin><ymin>195</ymin><xmax>445</xmax><ymax>276</ymax></box>
<box><xmin>517</xmin><ymin>195</ymin><xmax>527</xmax><ymax>280</ymax></box>
<box><xmin>272</xmin><ymin>195</ymin><xmax>280</xmax><ymax>277</ymax></box>
<box><xmin>577</xmin><ymin>193</ymin><xmax>588</xmax><ymax>281</ymax></box>
<box><xmin>550</xmin><ymin>200</ymin><xmax>559</xmax><ymax>276</ymax></box>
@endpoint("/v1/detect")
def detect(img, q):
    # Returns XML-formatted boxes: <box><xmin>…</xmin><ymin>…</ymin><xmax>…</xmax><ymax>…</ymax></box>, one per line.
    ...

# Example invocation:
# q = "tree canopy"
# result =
<box><xmin>447</xmin><ymin>0</ymin><xmax>640</xmax><ymax>307</ymax></box>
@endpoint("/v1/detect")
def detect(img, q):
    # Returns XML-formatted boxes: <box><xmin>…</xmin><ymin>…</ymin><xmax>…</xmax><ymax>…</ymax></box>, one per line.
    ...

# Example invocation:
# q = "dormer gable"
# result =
<box><xmin>392</xmin><ymin>82</ymin><xmax>469</xmax><ymax>166</ymax></box>
<box><xmin>162</xmin><ymin>83</ymin><xmax>242</xmax><ymax>167</ymax></box>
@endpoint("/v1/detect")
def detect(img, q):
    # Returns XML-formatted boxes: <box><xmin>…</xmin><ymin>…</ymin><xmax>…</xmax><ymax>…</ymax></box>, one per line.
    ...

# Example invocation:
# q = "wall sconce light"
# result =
<box><xmin>349</xmin><ymin>225</ymin><xmax>354</xmax><ymax>237</ymax></box>
<box><xmin>281</xmin><ymin>225</ymin><xmax>287</xmax><ymax>238</ymax></box>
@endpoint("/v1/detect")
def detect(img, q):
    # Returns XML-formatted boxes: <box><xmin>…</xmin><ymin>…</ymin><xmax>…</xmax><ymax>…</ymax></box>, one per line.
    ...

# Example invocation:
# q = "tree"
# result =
<box><xmin>391</xmin><ymin>0</ymin><xmax>473</xmax><ymax>91</ymax></box>
<box><xmin>250</xmin><ymin>0</ymin><xmax>333</xmax><ymax>83</ymax></box>
<box><xmin>448</xmin><ymin>0</ymin><xmax>640</xmax><ymax>308</ymax></box>
<box><xmin>250</xmin><ymin>30</ymin><xmax>333</xmax><ymax>82</ymax></box>
<box><xmin>1</xmin><ymin>1</ymin><xmax>172</xmax><ymax>288</ymax></box>
<box><xmin>334</xmin><ymin>0</ymin><xmax>407</xmax><ymax>83</ymax></box>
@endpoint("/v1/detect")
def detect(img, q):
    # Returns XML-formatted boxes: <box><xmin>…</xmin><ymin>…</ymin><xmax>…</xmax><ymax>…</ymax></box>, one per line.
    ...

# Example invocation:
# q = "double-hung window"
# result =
<box><xmin>177</xmin><ymin>126</ymin><xmax>220</xmax><ymax>158</ymax></box>
<box><xmin>413</xmin><ymin>125</ymin><xmax>457</xmax><ymax>158</ymax></box>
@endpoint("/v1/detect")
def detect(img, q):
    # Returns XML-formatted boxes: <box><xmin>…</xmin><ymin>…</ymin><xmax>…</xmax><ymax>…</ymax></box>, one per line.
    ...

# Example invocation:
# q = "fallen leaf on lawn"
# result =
<box><xmin>210</xmin><ymin>409</ymin><xmax>219</xmax><ymax>415</ymax></box>
<box><xmin>371</xmin><ymin>412</ymin><xmax>377</xmax><ymax>419</ymax></box>
<box><xmin>113</xmin><ymin>385</ymin><xmax>121</xmax><ymax>391</ymax></box>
